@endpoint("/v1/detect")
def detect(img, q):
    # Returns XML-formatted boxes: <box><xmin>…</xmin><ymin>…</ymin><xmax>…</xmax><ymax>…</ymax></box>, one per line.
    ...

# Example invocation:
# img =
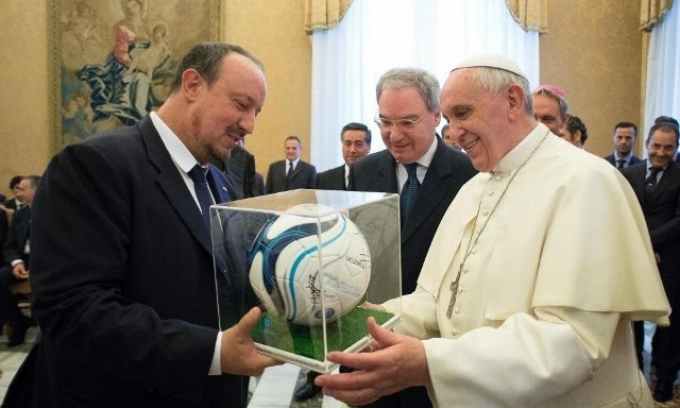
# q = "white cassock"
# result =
<box><xmin>383</xmin><ymin>123</ymin><xmax>670</xmax><ymax>408</ymax></box>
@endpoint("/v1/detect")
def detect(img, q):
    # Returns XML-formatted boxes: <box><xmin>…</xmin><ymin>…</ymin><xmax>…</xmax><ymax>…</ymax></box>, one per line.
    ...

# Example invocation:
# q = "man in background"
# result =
<box><xmin>215</xmin><ymin>139</ymin><xmax>257</xmax><ymax>199</ymax></box>
<box><xmin>441</xmin><ymin>123</ymin><xmax>463</xmax><ymax>151</ymax></box>
<box><xmin>316</xmin><ymin>122</ymin><xmax>372</xmax><ymax>190</ymax></box>
<box><xmin>558</xmin><ymin>115</ymin><xmax>588</xmax><ymax>149</ymax></box>
<box><xmin>347</xmin><ymin>67</ymin><xmax>476</xmax><ymax>408</ymax></box>
<box><xmin>621</xmin><ymin>121</ymin><xmax>680</xmax><ymax>403</ymax></box>
<box><xmin>653</xmin><ymin>115</ymin><xmax>680</xmax><ymax>163</ymax></box>
<box><xmin>532</xmin><ymin>84</ymin><xmax>570</xmax><ymax>136</ymax></box>
<box><xmin>254</xmin><ymin>171</ymin><xmax>265</xmax><ymax>196</ymax></box>
<box><xmin>604</xmin><ymin>122</ymin><xmax>641</xmax><ymax>169</ymax></box>
<box><xmin>3</xmin><ymin>175</ymin><xmax>24</xmax><ymax>210</ymax></box>
<box><xmin>0</xmin><ymin>175</ymin><xmax>39</xmax><ymax>347</ymax></box>
<box><xmin>266</xmin><ymin>136</ymin><xmax>317</xmax><ymax>193</ymax></box>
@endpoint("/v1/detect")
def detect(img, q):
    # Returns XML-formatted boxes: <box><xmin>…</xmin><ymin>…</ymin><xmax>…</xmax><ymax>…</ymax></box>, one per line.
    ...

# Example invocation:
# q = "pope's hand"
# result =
<box><xmin>315</xmin><ymin>317</ymin><xmax>430</xmax><ymax>405</ymax></box>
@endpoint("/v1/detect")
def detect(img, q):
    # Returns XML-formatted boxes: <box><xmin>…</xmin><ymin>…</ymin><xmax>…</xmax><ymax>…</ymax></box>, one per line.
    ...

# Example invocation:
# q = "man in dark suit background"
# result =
<box><xmin>0</xmin><ymin>175</ymin><xmax>39</xmax><ymax>347</ymax></box>
<box><xmin>4</xmin><ymin>43</ymin><xmax>280</xmax><ymax>408</ymax></box>
<box><xmin>317</xmin><ymin>122</ymin><xmax>372</xmax><ymax>190</ymax></box>
<box><xmin>216</xmin><ymin>138</ymin><xmax>266</xmax><ymax>198</ymax></box>
<box><xmin>604</xmin><ymin>122</ymin><xmax>642</xmax><ymax>169</ymax></box>
<box><xmin>215</xmin><ymin>141</ymin><xmax>257</xmax><ymax>199</ymax></box>
<box><xmin>531</xmin><ymin>84</ymin><xmax>570</xmax><ymax>136</ymax></box>
<box><xmin>653</xmin><ymin>116</ymin><xmax>680</xmax><ymax>163</ymax></box>
<box><xmin>346</xmin><ymin>67</ymin><xmax>477</xmax><ymax>408</ymax></box>
<box><xmin>254</xmin><ymin>172</ymin><xmax>265</xmax><ymax>195</ymax></box>
<box><xmin>621</xmin><ymin>121</ymin><xmax>680</xmax><ymax>403</ymax></box>
<box><xmin>266</xmin><ymin>135</ymin><xmax>317</xmax><ymax>193</ymax></box>
<box><xmin>3</xmin><ymin>175</ymin><xmax>24</xmax><ymax>210</ymax></box>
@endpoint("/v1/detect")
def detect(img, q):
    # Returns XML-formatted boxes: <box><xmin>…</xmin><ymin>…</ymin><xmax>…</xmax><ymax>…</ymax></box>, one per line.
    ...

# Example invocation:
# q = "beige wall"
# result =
<box><xmin>0</xmin><ymin>1</ymin><xmax>646</xmax><ymax>197</ymax></box>
<box><xmin>541</xmin><ymin>0</ymin><xmax>643</xmax><ymax>157</ymax></box>
<box><xmin>0</xmin><ymin>1</ymin><xmax>51</xmax><ymax>197</ymax></box>
<box><xmin>223</xmin><ymin>0</ymin><xmax>312</xmax><ymax>175</ymax></box>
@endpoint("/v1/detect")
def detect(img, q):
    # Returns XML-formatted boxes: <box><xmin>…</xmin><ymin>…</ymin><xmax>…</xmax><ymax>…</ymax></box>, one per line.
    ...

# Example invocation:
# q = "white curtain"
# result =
<box><xmin>310</xmin><ymin>0</ymin><xmax>540</xmax><ymax>171</ymax></box>
<box><xmin>644</xmin><ymin>3</ymin><xmax>680</xmax><ymax>148</ymax></box>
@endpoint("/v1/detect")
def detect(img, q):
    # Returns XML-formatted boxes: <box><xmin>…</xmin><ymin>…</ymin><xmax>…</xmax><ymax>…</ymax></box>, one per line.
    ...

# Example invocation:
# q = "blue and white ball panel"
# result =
<box><xmin>248</xmin><ymin>204</ymin><xmax>372</xmax><ymax>326</ymax></box>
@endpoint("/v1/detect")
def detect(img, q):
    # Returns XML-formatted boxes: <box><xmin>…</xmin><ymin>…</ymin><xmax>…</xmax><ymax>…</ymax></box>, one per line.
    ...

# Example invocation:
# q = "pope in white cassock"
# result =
<box><xmin>315</xmin><ymin>54</ymin><xmax>671</xmax><ymax>408</ymax></box>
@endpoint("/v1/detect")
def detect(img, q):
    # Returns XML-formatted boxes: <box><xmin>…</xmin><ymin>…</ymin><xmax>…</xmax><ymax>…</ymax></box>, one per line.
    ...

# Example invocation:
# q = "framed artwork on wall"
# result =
<box><xmin>49</xmin><ymin>0</ymin><xmax>221</xmax><ymax>153</ymax></box>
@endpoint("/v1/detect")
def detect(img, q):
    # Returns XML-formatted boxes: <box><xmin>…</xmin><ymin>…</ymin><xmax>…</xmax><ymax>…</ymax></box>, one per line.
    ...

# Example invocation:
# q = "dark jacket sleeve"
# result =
<box><xmin>2</xmin><ymin>208</ymin><xmax>25</xmax><ymax>265</ymax></box>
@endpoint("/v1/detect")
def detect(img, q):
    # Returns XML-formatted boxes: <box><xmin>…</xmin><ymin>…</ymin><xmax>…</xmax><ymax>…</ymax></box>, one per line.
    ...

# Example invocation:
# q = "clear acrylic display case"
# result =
<box><xmin>211</xmin><ymin>189</ymin><xmax>402</xmax><ymax>373</ymax></box>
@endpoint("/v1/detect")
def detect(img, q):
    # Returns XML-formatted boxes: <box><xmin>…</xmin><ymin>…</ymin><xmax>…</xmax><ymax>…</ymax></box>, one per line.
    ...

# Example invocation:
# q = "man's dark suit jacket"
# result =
<box><xmin>348</xmin><ymin>137</ymin><xmax>476</xmax><ymax>408</ymax></box>
<box><xmin>621</xmin><ymin>160</ymin><xmax>680</xmax><ymax>288</ymax></box>
<box><xmin>0</xmin><ymin>208</ymin><xmax>8</xmax><ymax>266</ymax></box>
<box><xmin>621</xmin><ymin>160</ymin><xmax>680</xmax><ymax>379</ymax></box>
<box><xmin>6</xmin><ymin>116</ymin><xmax>249</xmax><ymax>408</ymax></box>
<box><xmin>3</xmin><ymin>197</ymin><xmax>21</xmax><ymax>210</ymax></box>
<box><xmin>266</xmin><ymin>159</ymin><xmax>317</xmax><ymax>193</ymax></box>
<box><xmin>220</xmin><ymin>144</ymin><xmax>257</xmax><ymax>199</ymax></box>
<box><xmin>621</xmin><ymin>160</ymin><xmax>680</xmax><ymax>255</ymax></box>
<box><xmin>317</xmin><ymin>165</ymin><xmax>346</xmax><ymax>190</ymax></box>
<box><xmin>604</xmin><ymin>153</ymin><xmax>642</xmax><ymax>168</ymax></box>
<box><xmin>349</xmin><ymin>138</ymin><xmax>476</xmax><ymax>294</ymax></box>
<box><xmin>3</xmin><ymin>205</ymin><xmax>31</xmax><ymax>266</ymax></box>
<box><xmin>254</xmin><ymin>172</ymin><xmax>265</xmax><ymax>196</ymax></box>
<box><xmin>0</xmin><ymin>200</ymin><xmax>29</xmax><ymax>328</ymax></box>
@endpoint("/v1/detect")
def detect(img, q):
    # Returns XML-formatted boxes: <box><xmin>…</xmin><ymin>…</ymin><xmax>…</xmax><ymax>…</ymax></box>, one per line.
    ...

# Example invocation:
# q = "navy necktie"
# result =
<box><xmin>645</xmin><ymin>167</ymin><xmax>663</xmax><ymax>197</ymax></box>
<box><xmin>616</xmin><ymin>159</ymin><xmax>626</xmax><ymax>169</ymax></box>
<box><xmin>645</xmin><ymin>167</ymin><xmax>662</xmax><ymax>187</ymax></box>
<box><xmin>188</xmin><ymin>165</ymin><xmax>214</xmax><ymax>230</ymax></box>
<box><xmin>401</xmin><ymin>163</ymin><xmax>421</xmax><ymax>224</ymax></box>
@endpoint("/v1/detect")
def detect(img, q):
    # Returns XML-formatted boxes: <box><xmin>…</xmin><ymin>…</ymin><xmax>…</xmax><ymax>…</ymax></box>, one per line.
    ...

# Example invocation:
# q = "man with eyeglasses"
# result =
<box><xmin>346</xmin><ymin>67</ymin><xmax>476</xmax><ymax>408</ymax></box>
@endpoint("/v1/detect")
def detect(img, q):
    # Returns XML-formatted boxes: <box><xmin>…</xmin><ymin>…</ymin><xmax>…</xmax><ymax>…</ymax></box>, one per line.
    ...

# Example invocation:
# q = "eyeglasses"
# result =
<box><xmin>374</xmin><ymin>112</ymin><xmax>427</xmax><ymax>131</ymax></box>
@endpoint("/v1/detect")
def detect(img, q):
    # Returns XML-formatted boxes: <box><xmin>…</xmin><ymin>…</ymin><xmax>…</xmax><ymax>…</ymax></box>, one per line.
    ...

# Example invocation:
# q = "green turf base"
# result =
<box><xmin>251</xmin><ymin>306</ymin><xmax>396</xmax><ymax>363</ymax></box>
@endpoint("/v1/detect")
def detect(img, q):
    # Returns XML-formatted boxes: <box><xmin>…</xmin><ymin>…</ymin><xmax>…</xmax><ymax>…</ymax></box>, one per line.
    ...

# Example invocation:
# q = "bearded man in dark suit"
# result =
<box><xmin>346</xmin><ymin>67</ymin><xmax>477</xmax><ymax>408</ymax></box>
<box><xmin>4</xmin><ymin>43</ymin><xmax>280</xmax><ymax>408</ymax></box>
<box><xmin>604</xmin><ymin>122</ymin><xmax>642</xmax><ymax>169</ymax></box>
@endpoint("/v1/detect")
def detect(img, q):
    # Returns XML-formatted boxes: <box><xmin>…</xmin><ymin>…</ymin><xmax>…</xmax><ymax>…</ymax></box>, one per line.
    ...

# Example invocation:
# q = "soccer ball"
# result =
<box><xmin>248</xmin><ymin>203</ymin><xmax>372</xmax><ymax>326</ymax></box>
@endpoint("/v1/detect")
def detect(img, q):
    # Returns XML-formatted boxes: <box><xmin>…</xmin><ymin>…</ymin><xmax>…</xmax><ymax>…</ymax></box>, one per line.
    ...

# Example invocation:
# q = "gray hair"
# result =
<box><xmin>470</xmin><ymin>67</ymin><xmax>533</xmax><ymax>115</ymax></box>
<box><xmin>376</xmin><ymin>68</ymin><xmax>441</xmax><ymax>112</ymax></box>
<box><xmin>533</xmin><ymin>87</ymin><xmax>570</xmax><ymax>117</ymax></box>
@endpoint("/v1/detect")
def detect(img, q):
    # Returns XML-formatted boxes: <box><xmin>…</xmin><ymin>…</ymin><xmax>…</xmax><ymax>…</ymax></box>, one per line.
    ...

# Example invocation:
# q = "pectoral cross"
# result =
<box><xmin>446</xmin><ymin>263</ymin><xmax>464</xmax><ymax>318</ymax></box>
